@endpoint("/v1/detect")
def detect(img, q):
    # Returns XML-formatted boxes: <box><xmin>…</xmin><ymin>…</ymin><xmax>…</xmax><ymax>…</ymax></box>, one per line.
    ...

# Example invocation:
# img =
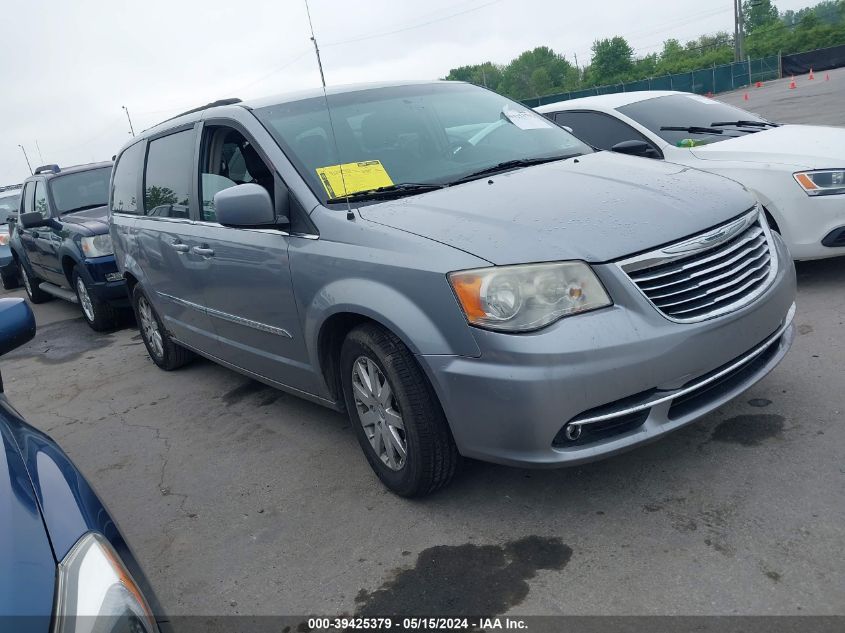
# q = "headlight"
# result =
<box><xmin>53</xmin><ymin>532</ymin><xmax>158</xmax><ymax>633</ymax></box>
<box><xmin>81</xmin><ymin>234</ymin><xmax>113</xmax><ymax>257</ymax></box>
<box><xmin>449</xmin><ymin>261</ymin><xmax>612</xmax><ymax>332</ymax></box>
<box><xmin>794</xmin><ymin>170</ymin><xmax>845</xmax><ymax>196</ymax></box>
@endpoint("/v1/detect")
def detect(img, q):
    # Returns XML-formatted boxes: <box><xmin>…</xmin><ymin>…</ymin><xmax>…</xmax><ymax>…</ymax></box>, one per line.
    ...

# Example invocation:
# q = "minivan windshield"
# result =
<box><xmin>254</xmin><ymin>82</ymin><xmax>592</xmax><ymax>204</ymax></box>
<box><xmin>50</xmin><ymin>166</ymin><xmax>111</xmax><ymax>214</ymax></box>
<box><xmin>0</xmin><ymin>192</ymin><xmax>20</xmax><ymax>224</ymax></box>
<box><xmin>618</xmin><ymin>94</ymin><xmax>776</xmax><ymax>147</ymax></box>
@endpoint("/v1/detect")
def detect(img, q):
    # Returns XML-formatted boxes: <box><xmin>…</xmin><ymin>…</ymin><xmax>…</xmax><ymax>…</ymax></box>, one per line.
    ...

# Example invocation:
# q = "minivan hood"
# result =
<box><xmin>690</xmin><ymin>124</ymin><xmax>845</xmax><ymax>169</ymax></box>
<box><xmin>358</xmin><ymin>152</ymin><xmax>754</xmax><ymax>265</ymax></box>
<box><xmin>61</xmin><ymin>205</ymin><xmax>110</xmax><ymax>234</ymax></box>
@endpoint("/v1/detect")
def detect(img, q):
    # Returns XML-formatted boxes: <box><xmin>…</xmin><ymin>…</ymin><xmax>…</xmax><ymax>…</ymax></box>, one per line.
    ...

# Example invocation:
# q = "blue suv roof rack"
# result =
<box><xmin>34</xmin><ymin>164</ymin><xmax>61</xmax><ymax>175</ymax></box>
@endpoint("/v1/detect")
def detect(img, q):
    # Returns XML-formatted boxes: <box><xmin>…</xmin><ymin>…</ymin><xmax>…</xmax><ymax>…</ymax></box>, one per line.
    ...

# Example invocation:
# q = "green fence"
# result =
<box><xmin>521</xmin><ymin>55</ymin><xmax>780</xmax><ymax>107</ymax></box>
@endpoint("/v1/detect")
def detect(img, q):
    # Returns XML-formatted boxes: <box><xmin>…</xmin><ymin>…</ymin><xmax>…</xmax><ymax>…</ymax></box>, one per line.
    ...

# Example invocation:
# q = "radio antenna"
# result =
<box><xmin>304</xmin><ymin>0</ymin><xmax>354</xmax><ymax>219</ymax></box>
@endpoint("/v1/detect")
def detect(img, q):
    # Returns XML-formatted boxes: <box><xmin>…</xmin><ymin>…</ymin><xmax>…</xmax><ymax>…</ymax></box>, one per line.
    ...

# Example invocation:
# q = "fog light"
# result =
<box><xmin>564</xmin><ymin>424</ymin><xmax>582</xmax><ymax>441</ymax></box>
<box><xmin>105</xmin><ymin>272</ymin><xmax>124</xmax><ymax>282</ymax></box>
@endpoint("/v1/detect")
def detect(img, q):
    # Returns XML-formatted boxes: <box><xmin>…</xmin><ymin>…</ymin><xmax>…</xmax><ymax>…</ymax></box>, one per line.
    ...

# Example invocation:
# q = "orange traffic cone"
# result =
<box><xmin>744</xmin><ymin>92</ymin><xmax>749</xmax><ymax>101</ymax></box>
<box><xmin>825</xmin><ymin>73</ymin><xmax>830</xmax><ymax>81</ymax></box>
<box><xmin>755</xmin><ymin>81</ymin><xmax>763</xmax><ymax>88</ymax></box>
<box><xmin>789</xmin><ymin>76</ymin><xmax>797</xmax><ymax>89</ymax></box>
<box><xmin>809</xmin><ymin>68</ymin><xmax>815</xmax><ymax>80</ymax></box>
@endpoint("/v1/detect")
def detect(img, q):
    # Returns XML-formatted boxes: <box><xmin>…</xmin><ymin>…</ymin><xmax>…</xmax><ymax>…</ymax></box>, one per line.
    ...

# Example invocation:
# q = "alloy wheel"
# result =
<box><xmin>138</xmin><ymin>296</ymin><xmax>164</xmax><ymax>360</ymax></box>
<box><xmin>351</xmin><ymin>356</ymin><xmax>407</xmax><ymax>471</ymax></box>
<box><xmin>21</xmin><ymin>266</ymin><xmax>32</xmax><ymax>297</ymax></box>
<box><xmin>76</xmin><ymin>277</ymin><xmax>95</xmax><ymax>322</ymax></box>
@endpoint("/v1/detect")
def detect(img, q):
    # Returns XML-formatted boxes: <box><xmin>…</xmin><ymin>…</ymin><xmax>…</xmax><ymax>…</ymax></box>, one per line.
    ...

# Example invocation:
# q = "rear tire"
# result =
<box><xmin>132</xmin><ymin>285</ymin><xmax>193</xmax><ymax>370</ymax></box>
<box><xmin>19</xmin><ymin>261</ymin><xmax>51</xmax><ymax>303</ymax></box>
<box><xmin>340</xmin><ymin>322</ymin><xmax>460</xmax><ymax>497</ymax></box>
<box><xmin>73</xmin><ymin>267</ymin><xmax>118</xmax><ymax>332</ymax></box>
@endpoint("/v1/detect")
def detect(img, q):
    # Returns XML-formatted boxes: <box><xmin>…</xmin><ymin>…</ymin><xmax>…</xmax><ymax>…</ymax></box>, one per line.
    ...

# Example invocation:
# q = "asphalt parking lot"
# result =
<box><xmin>3</xmin><ymin>79</ymin><xmax>844</xmax><ymax>619</ymax></box>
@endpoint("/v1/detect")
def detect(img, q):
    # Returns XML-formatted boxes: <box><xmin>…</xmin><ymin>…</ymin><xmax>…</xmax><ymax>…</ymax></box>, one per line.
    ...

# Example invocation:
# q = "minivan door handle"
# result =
<box><xmin>170</xmin><ymin>240</ymin><xmax>190</xmax><ymax>253</ymax></box>
<box><xmin>191</xmin><ymin>246</ymin><xmax>215</xmax><ymax>257</ymax></box>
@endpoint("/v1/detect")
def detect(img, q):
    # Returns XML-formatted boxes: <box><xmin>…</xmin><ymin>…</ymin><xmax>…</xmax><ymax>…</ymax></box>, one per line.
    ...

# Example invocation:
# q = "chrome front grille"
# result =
<box><xmin>618</xmin><ymin>208</ymin><xmax>777</xmax><ymax>323</ymax></box>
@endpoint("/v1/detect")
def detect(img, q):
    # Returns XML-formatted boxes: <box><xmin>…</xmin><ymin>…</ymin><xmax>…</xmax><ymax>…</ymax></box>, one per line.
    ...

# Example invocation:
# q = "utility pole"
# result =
<box><xmin>734</xmin><ymin>0</ymin><xmax>745</xmax><ymax>62</ymax></box>
<box><xmin>18</xmin><ymin>144</ymin><xmax>33</xmax><ymax>175</ymax></box>
<box><xmin>122</xmin><ymin>106</ymin><xmax>135</xmax><ymax>137</ymax></box>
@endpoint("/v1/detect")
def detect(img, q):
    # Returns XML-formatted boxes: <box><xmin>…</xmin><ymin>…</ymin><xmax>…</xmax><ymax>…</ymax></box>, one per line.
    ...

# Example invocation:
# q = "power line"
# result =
<box><xmin>323</xmin><ymin>0</ymin><xmax>505</xmax><ymax>47</ymax></box>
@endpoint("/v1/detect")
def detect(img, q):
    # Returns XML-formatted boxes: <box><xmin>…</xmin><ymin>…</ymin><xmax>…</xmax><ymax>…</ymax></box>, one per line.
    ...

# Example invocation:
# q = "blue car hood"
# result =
<box><xmin>0</xmin><ymin>397</ymin><xmax>55</xmax><ymax>628</ymax></box>
<box><xmin>61</xmin><ymin>205</ymin><xmax>110</xmax><ymax>235</ymax></box>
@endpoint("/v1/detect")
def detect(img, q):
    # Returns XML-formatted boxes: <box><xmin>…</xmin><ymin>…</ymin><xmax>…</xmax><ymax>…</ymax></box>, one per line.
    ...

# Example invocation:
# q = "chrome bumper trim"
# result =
<box><xmin>570</xmin><ymin>302</ymin><xmax>796</xmax><ymax>428</ymax></box>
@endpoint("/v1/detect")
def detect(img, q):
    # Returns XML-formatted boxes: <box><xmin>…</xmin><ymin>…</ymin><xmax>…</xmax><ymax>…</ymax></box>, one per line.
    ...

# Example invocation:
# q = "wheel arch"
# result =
<box><xmin>307</xmin><ymin>278</ymin><xmax>479</xmax><ymax>401</ymax></box>
<box><xmin>61</xmin><ymin>255</ymin><xmax>79</xmax><ymax>285</ymax></box>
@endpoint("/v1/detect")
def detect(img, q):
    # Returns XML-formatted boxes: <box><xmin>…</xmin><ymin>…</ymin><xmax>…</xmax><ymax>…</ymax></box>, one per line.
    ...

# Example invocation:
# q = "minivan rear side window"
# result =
<box><xmin>112</xmin><ymin>142</ymin><xmax>145</xmax><ymax>215</ymax></box>
<box><xmin>144</xmin><ymin>129</ymin><xmax>195</xmax><ymax>218</ymax></box>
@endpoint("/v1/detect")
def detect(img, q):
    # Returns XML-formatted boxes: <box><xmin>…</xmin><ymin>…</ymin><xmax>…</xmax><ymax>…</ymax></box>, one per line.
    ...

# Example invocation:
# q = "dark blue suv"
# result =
<box><xmin>11</xmin><ymin>162</ymin><xmax>129</xmax><ymax>331</ymax></box>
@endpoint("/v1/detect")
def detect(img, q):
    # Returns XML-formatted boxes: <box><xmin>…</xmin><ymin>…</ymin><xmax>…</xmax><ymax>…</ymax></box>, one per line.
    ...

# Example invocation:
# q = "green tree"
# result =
<box><xmin>444</xmin><ymin>62</ymin><xmax>503</xmax><ymax>91</ymax></box>
<box><xmin>589</xmin><ymin>36</ymin><xmax>634</xmax><ymax>84</ymax></box>
<box><xmin>743</xmin><ymin>0</ymin><xmax>779</xmax><ymax>33</ymax></box>
<box><xmin>498</xmin><ymin>47</ymin><xmax>578</xmax><ymax>98</ymax></box>
<box><xmin>144</xmin><ymin>186</ymin><xmax>178</xmax><ymax>212</ymax></box>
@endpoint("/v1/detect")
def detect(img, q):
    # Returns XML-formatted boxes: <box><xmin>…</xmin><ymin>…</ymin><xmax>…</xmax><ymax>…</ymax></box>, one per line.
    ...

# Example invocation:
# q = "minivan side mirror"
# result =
<box><xmin>0</xmin><ymin>298</ymin><xmax>36</xmax><ymax>358</ymax></box>
<box><xmin>611</xmin><ymin>140</ymin><xmax>660</xmax><ymax>159</ymax></box>
<box><xmin>19</xmin><ymin>212</ymin><xmax>50</xmax><ymax>229</ymax></box>
<box><xmin>214</xmin><ymin>184</ymin><xmax>277</xmax><ymax>228</ymax></box>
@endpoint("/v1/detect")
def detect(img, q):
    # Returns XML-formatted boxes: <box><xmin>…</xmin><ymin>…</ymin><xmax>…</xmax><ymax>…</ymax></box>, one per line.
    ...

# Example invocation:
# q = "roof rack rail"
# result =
<box><xmin>34</xmin><ymin>164</ymin><xmax>61</xmax><ymax>175</ymax></box>
<box><xmin>155</xmin><ymin>98</ymin><xmax>242</xmax><ymax>127</ymax></box>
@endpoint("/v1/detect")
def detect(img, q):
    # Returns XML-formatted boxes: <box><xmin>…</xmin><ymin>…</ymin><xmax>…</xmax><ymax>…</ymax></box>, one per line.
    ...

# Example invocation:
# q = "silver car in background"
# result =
<box><xmin>109</xmin><ymin>81</ymin><xmax>796</xmax><ymax>496</ymax></box>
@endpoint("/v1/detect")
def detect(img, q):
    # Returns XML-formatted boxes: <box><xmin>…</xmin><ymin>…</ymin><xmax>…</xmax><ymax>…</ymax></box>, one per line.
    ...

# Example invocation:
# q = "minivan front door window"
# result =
<box><xmin>199</xmin><ymin>128</ymin><xmax>275</xmax><ymax>222</ymax></box>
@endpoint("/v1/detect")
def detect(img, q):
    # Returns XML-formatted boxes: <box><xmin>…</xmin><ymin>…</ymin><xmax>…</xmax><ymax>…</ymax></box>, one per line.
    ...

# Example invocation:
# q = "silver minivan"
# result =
<box><xmin>109</xmin><ymin>81</ymin><xmax>796</xmax><ymax>496</ymax></box>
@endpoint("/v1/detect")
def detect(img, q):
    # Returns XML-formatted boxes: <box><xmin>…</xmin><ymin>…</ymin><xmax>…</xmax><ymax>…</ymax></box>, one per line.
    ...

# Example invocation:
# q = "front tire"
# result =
<box><xmin>340</xmin><ymin>323</ymin><xmax>459</xmax><ymax>497</ymax></box>
<box><xmin>19</xmin><ymin>261</ymin><xmax>51</xmax><ymax>303</ymax></box>
<box><xmin>73</xmin><ymin>267</ymin><xmax>118</xmax><ymax>332</ymax></box>
<box><xmin>132</xmin><ymin>285</ymin><xmax>193</xmax><ymax>370</ymax></box>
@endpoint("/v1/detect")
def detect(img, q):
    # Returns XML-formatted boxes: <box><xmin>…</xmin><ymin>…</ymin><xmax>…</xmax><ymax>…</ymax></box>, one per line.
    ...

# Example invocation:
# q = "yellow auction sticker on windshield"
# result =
<box><xmin>316</xmin><ymin>160</ymin><xmax>393</xmax><ymax>198</ymax></box>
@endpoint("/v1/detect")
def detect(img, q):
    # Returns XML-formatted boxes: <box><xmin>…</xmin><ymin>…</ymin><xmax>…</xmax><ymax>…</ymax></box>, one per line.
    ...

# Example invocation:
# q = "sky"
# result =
<box><xmin>0</xmin><ymin>0</ymin><xmax>813</xmax><ymax>184</ymax></box>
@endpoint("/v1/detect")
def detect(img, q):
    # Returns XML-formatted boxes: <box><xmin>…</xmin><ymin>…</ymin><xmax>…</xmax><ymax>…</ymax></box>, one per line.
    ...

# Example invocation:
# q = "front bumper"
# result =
<box><xmin>81</xmin><ymin>256</ymin><xmax>130</xmax><ymax>306</ymax></box>
<box><xmin>421</xmin><ymin>233</ymin><xmax>797</xmax><ymax>468</ymax></box>
<box><xmin>776</xmin><ymin>192</ymin><xmax>845</xmax><ymax>260</ymax></box>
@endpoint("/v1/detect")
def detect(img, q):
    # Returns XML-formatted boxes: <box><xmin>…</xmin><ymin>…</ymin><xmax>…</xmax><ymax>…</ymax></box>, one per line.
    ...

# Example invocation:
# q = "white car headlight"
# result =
<box><xmin>53</xmin><ymin>532</ymin><xmax>158</xmax><ymax>633</ymax></box>
<box><xmin>449</xmin><ymin>261</ymin><xmax>612</xmax><ymax>332</ymax></box>
<box><xmin>80</xmin><ymin>234</ymin><xmax>113</xmax><ymax>258</ymax></box>
<box><xmin>794</xmin><ymin>170</ymin><xmax>845</xmax><ymax>196</ymax></box>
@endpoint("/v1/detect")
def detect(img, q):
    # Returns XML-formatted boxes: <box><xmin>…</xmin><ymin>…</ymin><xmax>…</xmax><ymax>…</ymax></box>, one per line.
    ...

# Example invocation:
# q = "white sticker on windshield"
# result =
<box><xmin>502</xmin><ymin>106</ymin><xmax>554</xmax><ymax>130</ymax></box>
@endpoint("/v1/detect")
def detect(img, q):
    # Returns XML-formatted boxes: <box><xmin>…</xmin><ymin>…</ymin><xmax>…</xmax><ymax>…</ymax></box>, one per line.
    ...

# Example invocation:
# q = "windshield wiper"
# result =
<box><xmin>660</xmin><ymin>126</ymin><xmax>725</xmax><ymax>135</ymax></box>
<box><xmin>61</xmin><ymin>203</ymin><xmax>106</xmax><ymax>215</ymax></box>
<box><xmin>710</xmin><ymin>120</ymin><xmax>779</xmax><ymax>128</ymax></box>
<box><xmin>326</xmin><ymin>183</ymin><xmax>445</xmax><ymax>204</ymax></box>
<box><xmin>448</xmin><ymin>154</ymin><xmax>582</xmax><ymax>185</ymax></box>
